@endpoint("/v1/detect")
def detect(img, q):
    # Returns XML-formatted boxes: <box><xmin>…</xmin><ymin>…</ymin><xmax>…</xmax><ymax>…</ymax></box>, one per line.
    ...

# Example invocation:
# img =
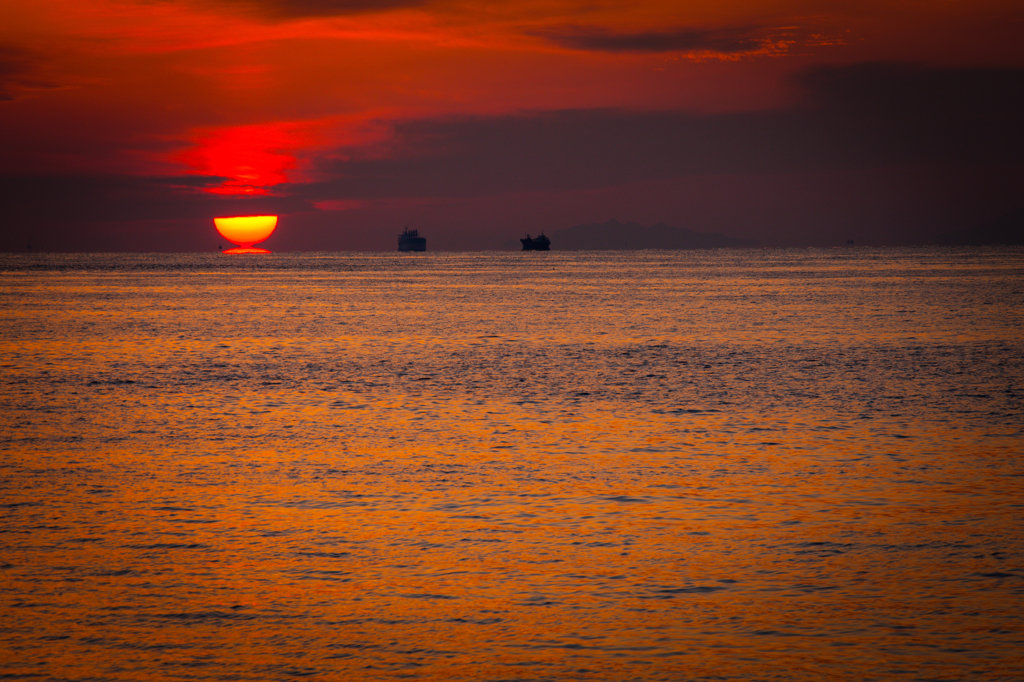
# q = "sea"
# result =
<box><xmin>1</xmin><ymin>247</ymin><xmax>1022</xmax><ymax>682</ymax></box>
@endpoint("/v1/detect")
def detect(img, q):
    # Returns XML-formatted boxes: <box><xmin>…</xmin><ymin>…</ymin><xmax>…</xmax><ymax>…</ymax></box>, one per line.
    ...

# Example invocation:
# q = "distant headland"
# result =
<box><xmin>550</xmin><ymin>220</ymin><xmax>757</xmax><ymax>250</ymax></box>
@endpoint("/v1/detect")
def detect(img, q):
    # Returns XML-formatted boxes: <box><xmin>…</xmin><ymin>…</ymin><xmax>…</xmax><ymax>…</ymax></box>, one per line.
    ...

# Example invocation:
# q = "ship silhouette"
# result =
<box><xmin>398</xmin><ymin>227</ymin><xmax>426</xmax><ymax>252</ymax></box>
<box><xmin>521</xmin><ymin>233</ymin><xmax>550</xmax><ymax>251</ymax></box>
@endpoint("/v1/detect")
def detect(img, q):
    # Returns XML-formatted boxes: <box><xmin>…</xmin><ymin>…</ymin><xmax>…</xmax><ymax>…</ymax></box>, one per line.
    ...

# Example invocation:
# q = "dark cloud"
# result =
<box><xmin>799</xmin><ymin>62</ymin><xmax>1024</xmax><ymax>113</ymax></box>
<box><xmin>297</xmin><ymin>63</ymin><xmax>1024</xmax><ymax>202</ymax></box>
<box><xmin>0</xmin><ymin>45</ymin><xmax>58</xmax><ymax>102</ymax></box>
<box><xmin>0</xmin><ymin>46</ymin><xmax>30</xmax><ymax>77</ymax></box>
<box><xmin>205</xmin><ymin>0</ymin><xmax>428</xmax><ymax>19</ymax></box>
<box><xmin>533</xmin><ymin>25</ymin><xmax>774</xmax><ymax>54</ymax></box>
<box><xmin>797</xmin><ymin>62</ymin><xmax>1024</xmax><ymax>165</ymax></box>
<box><xmin>0</xmin><ymin>174</ymin><xmax>314</xmax><ymax>251</ymax></box>
<box><xmin>304</xmin><ymin>109</ymin><xmax>785</xmax><ymax>199</ymax></box>
<box><xmin>3</xmin><ymin>63</ymin><xmax>1022</xmax><ymax>250</ymax></box>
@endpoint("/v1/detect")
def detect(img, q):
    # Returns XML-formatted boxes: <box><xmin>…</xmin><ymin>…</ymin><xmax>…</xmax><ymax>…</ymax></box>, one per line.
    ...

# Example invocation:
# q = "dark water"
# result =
<box><xmin>1</xmin><ymin>248</ymin><xmax>1022</xmax><ymax>681</ymax></box>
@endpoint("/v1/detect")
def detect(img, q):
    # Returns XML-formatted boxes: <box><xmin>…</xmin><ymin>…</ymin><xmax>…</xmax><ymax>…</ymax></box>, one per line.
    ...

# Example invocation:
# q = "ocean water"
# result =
<box><xmin>1</xmin><ymin>248</ymin><xmax>1022</xmax><ymax>681</ymax></box>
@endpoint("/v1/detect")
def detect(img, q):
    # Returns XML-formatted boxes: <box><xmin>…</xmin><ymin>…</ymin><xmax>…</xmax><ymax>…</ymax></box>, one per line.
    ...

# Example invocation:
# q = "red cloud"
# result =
<box><xmin>172</xmin><ymin>121</ymin><xmax>328</xmax><ymax>195</ymax></box>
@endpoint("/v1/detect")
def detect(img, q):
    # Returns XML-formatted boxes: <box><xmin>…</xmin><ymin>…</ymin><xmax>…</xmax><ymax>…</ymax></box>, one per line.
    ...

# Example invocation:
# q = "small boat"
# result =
<box><xmin>398</xmin><ymin>227</ymin><xmax>426</xmax><ymax>252</ymax></box>
<box><xmin>521</xmin><ymin>233</ymin><xmax>550</xmax><ymax>251</ymax></box>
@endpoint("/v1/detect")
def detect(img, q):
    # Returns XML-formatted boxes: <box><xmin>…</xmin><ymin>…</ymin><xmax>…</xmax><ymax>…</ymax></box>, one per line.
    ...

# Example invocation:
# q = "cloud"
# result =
<box><xmin>3</xmin><ymin>62</ymin><xmax>1022</xmax><ymax>250</ymax></box>
<box><xmin>797</xmin><ymin>62</ymin><xmax>1024</xmax><ymax>165</ymax></box>
<box><xmin>798</xmin><ymin>62</ymin><xmax>1024</xmax><ymax>118</ymax></box>
<box><xmin>292</xmin><ymin>62</ymin><xmax>1024</xmax><ymax>203</ymax></box>
<box><xmin>798</xmin><ymin>61</ymin><xmax>1024</xmax><ymax>116</ymax></box>
<box><xmin>0</xmin><ymin>46</ymin><xmax>31</xmax><ymax>79</ymax></box>
<box><xmin>532</xmin><ymin>25</ymin><xmax>785</xmax><ymax>56</ymax></box>
<box><xmin>0</xmin><ymin>45</ymin><xmax>59</xmax><ymax>102</ymax></box>
<box><xmin>198</xmin><ymin>0</ymin><xmax>429</xmax><ymax>19</ymax></box>
<box><xmin>2</xmin><ymin>174</ymin><xmax>311</xmax><ymax>224</ymax></box>
<box><xmin>9</xmin><ymin>62</ymin><xmax>1021</xmax><ymax>211</ymax></box>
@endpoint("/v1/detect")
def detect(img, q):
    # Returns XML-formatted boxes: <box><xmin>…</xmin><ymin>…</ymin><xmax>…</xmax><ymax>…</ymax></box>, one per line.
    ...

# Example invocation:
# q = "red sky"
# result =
<box><xmin>2</xmin><ymin>0</ymin><xmax>1022</xmax><ymax>250</ymax></box>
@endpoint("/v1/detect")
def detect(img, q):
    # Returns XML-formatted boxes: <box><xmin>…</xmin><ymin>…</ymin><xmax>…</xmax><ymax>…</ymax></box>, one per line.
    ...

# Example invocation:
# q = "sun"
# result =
<box><xmin>214</xmin><ymin>215</ymin><xmax>278</xmax><ymax>254</ymax></box>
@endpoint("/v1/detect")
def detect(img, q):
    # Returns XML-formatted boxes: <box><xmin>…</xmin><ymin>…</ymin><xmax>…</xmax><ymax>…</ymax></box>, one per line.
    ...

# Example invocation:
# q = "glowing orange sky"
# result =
<box><xmin>1</xmin><ymin>0</ymin><xmax>1022</xmax><ymax>249</ymax></box>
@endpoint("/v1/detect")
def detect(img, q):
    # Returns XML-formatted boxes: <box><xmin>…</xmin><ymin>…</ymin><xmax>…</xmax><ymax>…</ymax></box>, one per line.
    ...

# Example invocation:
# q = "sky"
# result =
<box><xmin>1</xmin><ymin>0</ymin><xmax>1022</xmax><ymax>251</ymax></box>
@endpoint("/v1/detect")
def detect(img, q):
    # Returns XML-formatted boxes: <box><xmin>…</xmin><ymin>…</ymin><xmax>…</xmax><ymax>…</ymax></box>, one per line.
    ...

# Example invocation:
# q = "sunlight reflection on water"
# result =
<box><xmin>1</xmin><ymin>248</ymin><xmax>1022</xmax><ymax>681</ymax></box>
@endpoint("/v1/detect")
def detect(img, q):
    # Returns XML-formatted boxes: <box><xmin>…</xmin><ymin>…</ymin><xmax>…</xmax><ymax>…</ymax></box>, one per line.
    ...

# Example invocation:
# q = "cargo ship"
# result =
<box><xmin>521</xmin><ymin>233</ymin><xmax>550</xmax><ymax>251</ymax></box>
<box><xmin>398</xmin><ymin>227</ymin><xmax>426</xmax><ymax>252</ymax></box>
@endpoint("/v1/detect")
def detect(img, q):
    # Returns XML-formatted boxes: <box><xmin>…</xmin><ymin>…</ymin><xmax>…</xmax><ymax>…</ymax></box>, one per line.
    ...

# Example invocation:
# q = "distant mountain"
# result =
<box><xmin>934</xmin><ymin>208</ymin><xmax>1024</xmax><ymax>246</ymax></box>
<box><xmin>551</xmin><ymin>220</ymin><xmax>756</xmax><ymax>250</ymax></box>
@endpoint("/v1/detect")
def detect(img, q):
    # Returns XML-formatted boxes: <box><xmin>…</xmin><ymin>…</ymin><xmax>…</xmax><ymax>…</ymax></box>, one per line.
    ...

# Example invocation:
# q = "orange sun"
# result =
<box><xmin>214</xmin><ymin>215</ymin><xmax>278</xmax><ymax>254</ymax></box>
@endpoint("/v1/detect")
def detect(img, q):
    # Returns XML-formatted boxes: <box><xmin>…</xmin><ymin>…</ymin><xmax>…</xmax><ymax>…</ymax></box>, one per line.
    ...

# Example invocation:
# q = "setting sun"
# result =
<box><xmin>214</xmin><ymin>215</ymin><xmax>278</xmax><ymax>254</ymax></box>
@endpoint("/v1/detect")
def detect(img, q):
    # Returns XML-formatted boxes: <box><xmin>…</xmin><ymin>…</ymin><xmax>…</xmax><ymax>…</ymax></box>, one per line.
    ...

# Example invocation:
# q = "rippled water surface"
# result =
<box><xmin>2</xmin><ymin>248</ymin><xmax>1023</xmax><ymax>681</ymax></box>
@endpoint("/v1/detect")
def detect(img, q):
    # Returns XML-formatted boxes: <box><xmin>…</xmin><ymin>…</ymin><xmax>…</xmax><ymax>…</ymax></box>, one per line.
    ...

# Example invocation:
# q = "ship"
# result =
<box><xmin>398</xmin><ymin>227</ymin><xmax>426</xmax><ymax>252</ymax></box>
<box><xmin>521</xmin><ymin>233</ymin><xmax>550</xmax><ymax>251</ymax></box>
